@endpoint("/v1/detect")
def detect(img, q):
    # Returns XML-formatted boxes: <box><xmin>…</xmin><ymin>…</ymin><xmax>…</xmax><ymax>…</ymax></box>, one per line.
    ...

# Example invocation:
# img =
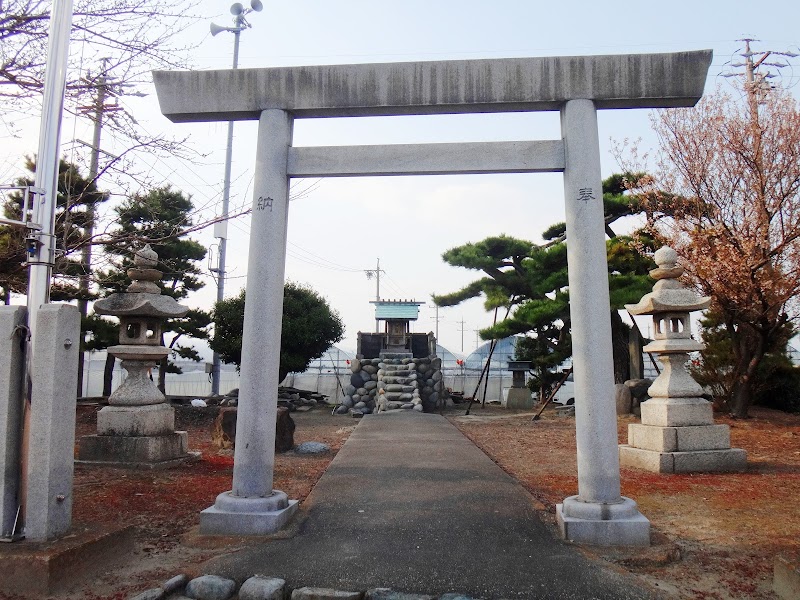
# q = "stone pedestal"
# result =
<box><xmin>505</xmin><ymin>387</ymin><xmax>534</xmax><ymax>410</ymax></box>
<box><xmin>78</xmin><ymin>403</ymin><xmax>196</xmax><ymax>469</ymax></box>
<box><xmin>619</xmin><ymin>397</ymin><xmax>747</xmax><ymax>473</ymax></box>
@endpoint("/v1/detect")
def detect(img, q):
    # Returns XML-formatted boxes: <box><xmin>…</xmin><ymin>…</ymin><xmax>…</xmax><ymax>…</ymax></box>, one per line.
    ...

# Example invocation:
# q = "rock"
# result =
<box><xmin>362</xmin><ymin>365</ymin><xmax>378</xmax><ymax>375</ymax></box>
<box><xmin>350</xmin><ymin>359</ymin><xmax>361</xmax><ymax>373</ymax></box>
<box><xmin>350</xmin><ymin>373</ymin><xmax>364</xmax><ymax>388</ymax></box>
<box><xmin>361</xmin><ymin>407</ymin><xmax>372</xmax><ymax>415</ymax></box>
<box><xmin>162</xmin><ymin>574</ymin><xmax>190</xmax><ymax>595</ymax></box>
<box><xmin>432</xmin><ymin>371</ymin><xmax>443</xmax><ymax>382</ymax></box>
<box><xmin>275</xmin><ymin>406</ymin><xmax>296</xmax><ymax>452</ymax></box>
<box><xmin>401</xmin><ymin>358</ymin><xmax>412</xmax><ymax>365</ymax></box>
<box><xmin>185</xmin><ymin>575</ymin><xmax>236</xmax><ymax>600</ymax></box>
<box><xmin>387</xmin><ymin>401</ymin><xmax>403</xmax><ymax>410</ymax></box>
<box><xmin>439</xmin><ymin>595</ymin><xmax>475</xmax><ymax>600</ymax></box>
<box><xmin>335</xmin><ymin>405</ymin><xmax>349</xmax><ymax>415</ymax></box>
<box><xmin>398</xmin><ymin>393</ymin><xmax>414</xmax><ymax>401</ymax></box>
<box><xmin>431</xmin><ymin>358</ymin><xmax>442</xmax><ymax>370</ymax></box>
<box><xmin>211</xmin><ymin>407</ymin><xmax>237</xmax><ymax>450</ymax></box>
<box><xmin>364</xmin><ymin>380</ymin><xmax>378</xmax><ymax>391</ymax></box>
<box><xmin>291</xmin><ymin>587</ymin><xmax>362</xmax><ymax>600</ymax></box>
<box><xmin>342</xmin><ymin>396</ymin><xmax>354</xmax><ymax>408</ymax></box>
<box><xmin>344</xmin><ymin>385</ymin><xmax>356</xmax><ymax>396</ymax></box>
<box><xmin>351</xmin><ymin>410</ymin><xmax>364</xmax><ymax>419</ymax></box>
<box><xmin>615</xmin><ymin>383</ymin><xmax>633</xmax><ymax>415</ymax></box>
<box><xmin>412</xmin><ymin>398</ymin><xmax>421</xmax><ymax>405</ymax></box>
<box><xmin>359</xmin><ymin>370</ymin><xmax>373</xmax><ymax>382</ymax></box>
<box><xmin>401</xmin><ymin>403</ymin><xmax>414</xmax><ymax>409</ymax></box>
<box><xmin>357</xmin><ymin>387</ymin><xmax>368</xmax><ymax>396</ymax></box>
<box><xmin>429</xmin><ymin>392</ymin><xmax>440</xmax><ymax>405</ymax></box>
<box><xmin>413</xmin><ymin>404</ymin><xmax>423</xmax><ymax>412</ymax></box>
<box><xmin>625</xmin><ymin>378</ymin><xmax>653</xmax><ymax>400</ymax></box>
<box><xmin>417</xmin><ymin>363</ymin><xmax>429</xmax><ymax>374</ymax></box>
<box><xmin>433</xmin><ymin>381</ymin><xmax>443</xmax><ymax>392</ymax></box>
<box><xmin>401</xmin><ymin>386</ymin><xmax>416</xmax><ymax>393</ymax></box>
<box><xmin>208</xmin><ymin>400</ymin><xmax>292</xmax><ymax>453</ymax></box>
<box><xmin>239</xmin><ymin>576</ymin><xmax>285</xmax><ymax>600</ymax></box>
<box><xmin>366</xmin><ymin>589</ymin><xmax>434</xmax><ymax>600</ymax></box>
<box><xmin>130</xmin><ymin>588</ymin><xmax>164</xmax><ymax>600</ymax></box>
<box><xmin>295</xmin><ymin>441</ymin><xmax>331</xmax><ymax>454</ymax></box>
<box><xmin>354</xmin><ymin>401</ymin><xmax>367</xmax><ymax>410</ymax></box>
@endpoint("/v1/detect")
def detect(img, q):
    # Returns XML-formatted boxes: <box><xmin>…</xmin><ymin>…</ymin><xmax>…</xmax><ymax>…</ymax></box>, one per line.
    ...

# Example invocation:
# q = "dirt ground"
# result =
<box><xmin>3</xmin><ymin>401</ymin><xmax>798</xmax><ymax>599</ymax></box>
<box><xmin>451</xmin><ymin>403</ymin><xmax>800</xmax><ymax>600</ymax></box>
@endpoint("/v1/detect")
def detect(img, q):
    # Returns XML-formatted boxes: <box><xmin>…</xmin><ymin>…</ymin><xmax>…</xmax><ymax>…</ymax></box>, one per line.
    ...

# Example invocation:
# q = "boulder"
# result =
<box><xmin>625</xmin><ymin>378</ymin><xmax>653</xmax><ymax>401</ymax></box>
<box><xmin>350</xmin><ymin>373</ymin><xmax>364</xmax><ymax>388</ymax></box>
<box><xmin>350</xmin><ymin>359</ymin><xmax>361</xmax><ymax>373</ymax></box>
<box><xmin>295</xmin><ymin>441</ymin><xmax>330</xmax><ymax>454</ymax></box>
<box><xmin>185</xmin><ymin>575</ymin><xmax>236</xmax><ymax>600</ymax></box>
<box><xmin>615</xmin><ymin>383</ymin><xmax>633</xmax><ymax>415</ymax></box>
<box><xmin>275</xmin><ymin>406</ymin><xmax>296</xmax><ymax>452</ymax></box>
<box><xmin>240</xmin><ymin>577</ymin><xmax>285</xmax><ymax>600</ymax></box>
<box><xmin>211</xmin><ymin>407</ymin><xmax>237</xmax><ymax>450</ymax></box>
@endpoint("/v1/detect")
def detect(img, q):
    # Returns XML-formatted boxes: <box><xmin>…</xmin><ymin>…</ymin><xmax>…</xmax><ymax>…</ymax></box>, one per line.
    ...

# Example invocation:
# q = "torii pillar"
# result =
<box><xmin>152</xmin><ymin>50</ymin><xmax>711</xmax><ymax>544</ymax></box>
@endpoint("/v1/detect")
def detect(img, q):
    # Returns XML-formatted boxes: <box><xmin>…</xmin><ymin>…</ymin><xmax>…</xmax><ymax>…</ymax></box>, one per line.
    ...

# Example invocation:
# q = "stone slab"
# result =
<box><xmin>640</xmin><ymin>397</ymin><xmax>714</xmax><ymax>427</ymax></box>
<box><xmin>505</xmin><ymin>388</ymin><xmax>534</xmax><ymax>410</ymax></box>
<box><xmin>556</xmin><ymin>503</ymin><xmax>650</xmax><ymax>547</ymax></box>
<box><xmin>619</xmin><ymin>445</ymin><xmax>747</xmax><ymax>473</ymax></box>
<box><xmin>77</xmin><ymin>431</ymin><xmax>190</xmax><ymax>465</ymax></box>
<box><xmin>292</xmin><ymin>586</ymin><xmax>363</xmax><ymax>600</ymax></box>
<box><xmin>153</xmin><ymin>51</ymin><xmax>712</xmax><ymax>122</ymax></box>
<box><xmin>0</xmin><ymin>305</ymin><xmax>26</xmax><ymax>538</ymax></box>
<box><xmin>0</xmin><ymin>523</ymin><xmax>134</xmax><ymax>595</ymax></box>
<box><xmin>199</xmin><ymin>499</ymin><xmax>299</xmax><ymax>536</ymax></box>
<box><xmin>96</xmin><ymin>403</ymin><xmax>175</xmax><ymax>436</ymax></box>
<box><xmin>774</xmin><ymin>554</ymin><xmax>800</xmax><ymax>600</ymax></box>
<box><xmin>627</xmin><ymin>423</ymin><xmax>731</xmax><ymax>452</ymax></box>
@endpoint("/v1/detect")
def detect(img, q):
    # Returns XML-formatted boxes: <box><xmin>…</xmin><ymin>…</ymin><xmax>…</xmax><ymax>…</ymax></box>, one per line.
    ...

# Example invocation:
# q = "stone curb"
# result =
<box><xmin>128</xmin><ymin>574</ymin><xmax>485</xmax><ymax>600</ymax></box>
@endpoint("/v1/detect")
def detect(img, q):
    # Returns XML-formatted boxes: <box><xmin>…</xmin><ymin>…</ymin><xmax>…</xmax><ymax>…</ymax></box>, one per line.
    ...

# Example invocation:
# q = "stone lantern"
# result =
<box><xmin>619</xmin><ymin>247</ymin><xmax>746</xmax><ymax>473</ymax></box>
<box><xmin>78</xmin><ymin>245</ymin><xmax>196</xmax><ymax>468</ymax></box>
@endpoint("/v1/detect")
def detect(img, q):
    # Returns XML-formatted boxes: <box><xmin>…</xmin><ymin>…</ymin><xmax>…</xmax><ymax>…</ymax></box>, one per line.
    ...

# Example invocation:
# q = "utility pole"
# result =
<box><xmin>75</xmin><ymin>60</ymin><xmax>119</xmax><ymax>396</ymax></box>
<box><xmin>429</xmin><ymin>303</ymin><xmax>443</xmax><ymax>341</ymax></box>
<box><xmin>457</xmin><ymin>318</ymin><xmax>467</xmax><ymax>353</ymax></box>
<box><xmin>209</xmin><ymin>0</ymin><xmax>262</xmax><ymax>396</ymax></box>
<box><xmin>728</xmin><ymin>38</ymin><xmax>797</xmax><ymax>122</ymax></box>
<box><xmin>364</xmin><ymin>258</ymin><xmax>385</xmax><ymax>333</ymax></box>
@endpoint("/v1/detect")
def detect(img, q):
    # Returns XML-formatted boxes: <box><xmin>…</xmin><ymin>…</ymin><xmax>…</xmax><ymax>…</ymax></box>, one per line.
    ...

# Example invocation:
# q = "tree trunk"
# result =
<box><xmin>158</xmin><ymin>356</ymin><xmax>167</xmax><ymax>394</ymax></box>
<box><xmin>610</xmin><ymin>310</ymin><xmax>630</xmax><ymax>384</ymax></box>
<box><xmin>728</xmin><ymin>329</ymin><xmax>766</xmax><ymax>419</ymax></box>
<box><xmin>103</xmin><ymin>353</ymin><xmax>115</xmax><ymax>397</ymax></box>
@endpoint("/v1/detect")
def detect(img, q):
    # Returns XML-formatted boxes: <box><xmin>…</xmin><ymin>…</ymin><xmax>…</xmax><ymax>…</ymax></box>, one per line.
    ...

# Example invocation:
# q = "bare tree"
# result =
<box><xmin>625</xmin><ymin>84</ymin><xmax>800</xmax><ymax>418</ymax></box>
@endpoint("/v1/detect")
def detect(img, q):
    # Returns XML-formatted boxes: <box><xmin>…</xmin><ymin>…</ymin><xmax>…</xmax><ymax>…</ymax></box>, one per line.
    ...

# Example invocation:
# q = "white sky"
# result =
<box><xmin>2</xmin><ymin>0</ymin><xmax>799</xmax><ymax>358</ymax></box>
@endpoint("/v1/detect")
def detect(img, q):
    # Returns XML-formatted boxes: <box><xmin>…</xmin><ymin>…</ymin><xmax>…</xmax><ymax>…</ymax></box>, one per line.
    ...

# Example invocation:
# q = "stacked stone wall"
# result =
<box><xmin>336</xmin><ymin>355</ymin><xmax>445</xmax><ymax>416</ymax></box>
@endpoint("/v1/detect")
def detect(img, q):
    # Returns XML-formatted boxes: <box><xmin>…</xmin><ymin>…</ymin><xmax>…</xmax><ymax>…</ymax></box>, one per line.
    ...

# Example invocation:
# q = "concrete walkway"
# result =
<box><xmin>204</xmin><ymin>412</ymin><xmax>656</xmax><ymax>599</ymax></box>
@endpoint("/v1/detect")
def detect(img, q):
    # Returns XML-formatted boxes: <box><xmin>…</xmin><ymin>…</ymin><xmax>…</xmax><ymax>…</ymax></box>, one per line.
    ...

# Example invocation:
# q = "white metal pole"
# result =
<box><xmin>211</xmin><ymin>22</ymin><xmax>243</xmax><ymax>397</ymax></box>
<box><xmin>27</xmin><ymin>0</ymin><xmax>74</xmax><ymax>338</ymax></box>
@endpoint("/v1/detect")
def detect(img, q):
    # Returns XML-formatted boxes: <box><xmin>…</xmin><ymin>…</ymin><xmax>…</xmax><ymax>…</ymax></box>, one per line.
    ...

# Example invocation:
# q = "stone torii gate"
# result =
<box><xmin>153</xmin><ymin>50</ymin><xmax>711</xmax><ymax>545</ymax></box>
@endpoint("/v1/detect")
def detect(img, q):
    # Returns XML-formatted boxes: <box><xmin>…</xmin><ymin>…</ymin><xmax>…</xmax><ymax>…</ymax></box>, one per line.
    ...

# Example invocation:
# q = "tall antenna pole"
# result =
<box><xmin>210</xmin><ymin>1</ymin><xmax>261</xmax><ymax>396</ymax></box>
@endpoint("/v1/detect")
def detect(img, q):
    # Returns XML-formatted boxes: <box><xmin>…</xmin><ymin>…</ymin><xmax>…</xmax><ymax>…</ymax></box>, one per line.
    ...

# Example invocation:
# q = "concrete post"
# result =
<box><xmin>0</xmin><ymin>306</ymin><xmax>27</xmax><ymax>539</ymax></box>
<box><xmin>200</xmin><ymin>109</ymin><xmax>298</xmax><ymax>535</ymax></box>
<box><xmin>24</xmin><ymin>304</ymin><xmax>80</xmax><ymax>540</ymax></box>
<box><xmin>555</xmin><ymin>99</ymin><xmax>650</xmax><ymax>545</ymax></box>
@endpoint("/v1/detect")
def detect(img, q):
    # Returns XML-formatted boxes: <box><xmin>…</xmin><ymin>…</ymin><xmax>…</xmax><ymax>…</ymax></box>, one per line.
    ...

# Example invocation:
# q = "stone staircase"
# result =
<box><xmin>376</xmin><ymin>353</ymin><xmax>423</xmax><ymax>412</ymax></box>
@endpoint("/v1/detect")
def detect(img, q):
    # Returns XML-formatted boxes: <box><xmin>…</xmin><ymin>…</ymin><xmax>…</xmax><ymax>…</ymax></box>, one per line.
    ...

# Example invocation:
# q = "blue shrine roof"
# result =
<box><xmin>371</xmin><ymin>300</ymin><xmax>423</xmax><ymax>321</ymax></box>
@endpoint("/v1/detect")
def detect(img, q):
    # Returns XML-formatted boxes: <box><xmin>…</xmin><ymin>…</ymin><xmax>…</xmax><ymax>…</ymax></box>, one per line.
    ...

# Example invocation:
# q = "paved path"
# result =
<box><xmin>204</xmin><ymin>411</ymin><xmax>656</xmax><ymax>599</ymax></box>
